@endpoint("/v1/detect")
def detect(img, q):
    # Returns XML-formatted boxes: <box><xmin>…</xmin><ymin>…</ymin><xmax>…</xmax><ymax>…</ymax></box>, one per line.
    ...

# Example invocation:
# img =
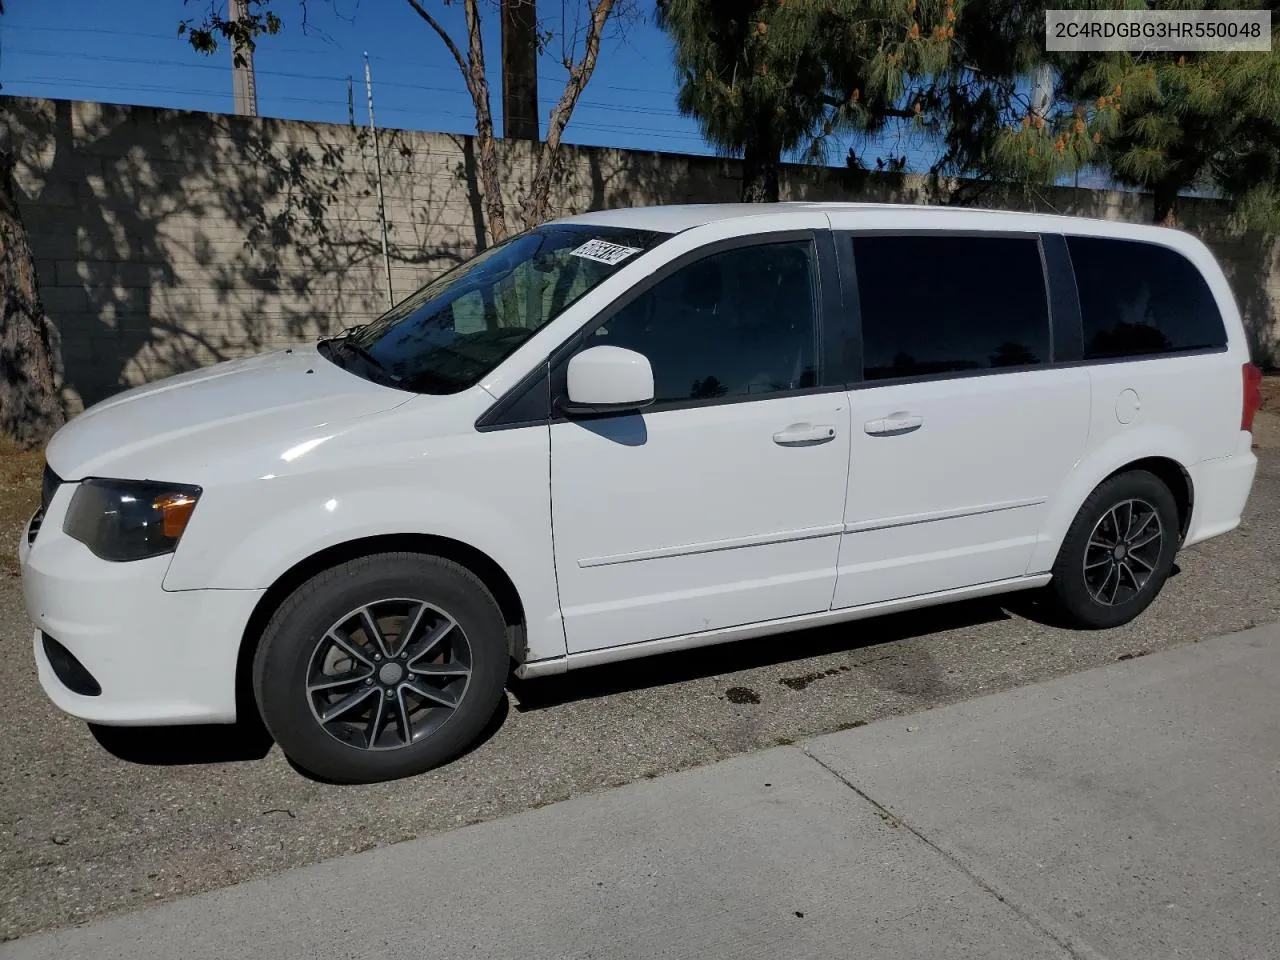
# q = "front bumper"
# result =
<box><xmin>20</xmin><ymin>487</ymin><xmax>264</xmax><ymax>726</ymax></box>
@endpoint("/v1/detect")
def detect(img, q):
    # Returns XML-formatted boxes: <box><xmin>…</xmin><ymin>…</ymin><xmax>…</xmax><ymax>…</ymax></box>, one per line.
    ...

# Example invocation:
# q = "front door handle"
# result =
<box><xmin>773</xmin><ymin>423</ymin><xmax>837</xmax><ymax>447</ymax></box>
<box><xmin>864</xmin><ymin>412</ymin><xmax>923</xmax><ymax>436</ymax></box>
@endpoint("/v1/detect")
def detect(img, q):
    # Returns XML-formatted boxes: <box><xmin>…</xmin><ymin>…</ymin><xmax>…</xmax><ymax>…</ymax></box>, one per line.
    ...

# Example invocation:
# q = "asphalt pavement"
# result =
<box><xmin>2</xmin><ymin>438</ymin><xmax>1278</xmax><ymax>941</ymax></box>
<box><xmin>5</xmin><ymin>622</ymin><xmax>1277</xmax><ymax>960</ymax></box>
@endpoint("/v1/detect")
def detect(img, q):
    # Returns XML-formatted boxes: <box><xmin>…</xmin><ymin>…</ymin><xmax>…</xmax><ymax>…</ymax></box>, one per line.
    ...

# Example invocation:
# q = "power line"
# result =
<box><xmin>1</xmin><ymin>32</ymin><xmax>680</xmax><ymax>98</ymax></box>
<box><xmin>3</xmin><ymin>45</ymin><xmax>688</xmax><ymax>117</ymax></box>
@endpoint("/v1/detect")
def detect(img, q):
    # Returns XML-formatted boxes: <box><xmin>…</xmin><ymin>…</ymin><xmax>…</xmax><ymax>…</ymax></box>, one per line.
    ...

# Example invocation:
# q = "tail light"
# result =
<box><xmin>1242</xmin><ymin>361</ymin><xmax>1263</xmax><ymax>432</ymax></box>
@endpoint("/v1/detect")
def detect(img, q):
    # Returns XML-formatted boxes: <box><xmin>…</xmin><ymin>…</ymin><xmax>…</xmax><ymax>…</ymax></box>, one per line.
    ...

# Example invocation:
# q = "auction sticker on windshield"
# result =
<box><xmin>570</xmin><ymin>239</ymin><xmax>643</xmax><ymax>265</ymax></box>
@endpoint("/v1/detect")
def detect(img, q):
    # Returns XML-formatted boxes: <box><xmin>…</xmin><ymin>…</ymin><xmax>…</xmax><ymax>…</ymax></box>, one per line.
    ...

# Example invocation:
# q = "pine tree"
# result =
<box><xmin>1053</xmin><ymin>11</ymin><xmax>1280</xmax><ymax>227</ymax></box>
<box><xmin>916</xmin><ymin>0</ymin><xmax>1100</xmax><ymax>203</ymax></box>
<box><xmin>657</xmin><ymin>0</ymin><xmax>954</xmax><ymax>202</ymax></box>
<box><xmin>656</xmin><ymin>0</ymin><xmax>826</xmax><ymax>202</ymax></box>
<box><xmin>682</xmin><ymin>0</ymin><xmax>1280</xmax><ymax>227</ymax></box>
<box><xmin>936</xmin><ymin>0</ymin><xmax>1280</xmax><ymax>226</ymax></box>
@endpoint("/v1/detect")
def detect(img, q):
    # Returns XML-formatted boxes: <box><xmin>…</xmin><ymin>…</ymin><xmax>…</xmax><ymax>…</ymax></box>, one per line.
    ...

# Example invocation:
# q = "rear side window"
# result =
<box><xmin>1066</xmin><ymin>236</ymin><xmax>1227</xmax><ymax>360</ymax></box>
<box><xmin>853</xmin><ymin>235</ymin><xmax>1050</xmax><ymax>381</ymax></box>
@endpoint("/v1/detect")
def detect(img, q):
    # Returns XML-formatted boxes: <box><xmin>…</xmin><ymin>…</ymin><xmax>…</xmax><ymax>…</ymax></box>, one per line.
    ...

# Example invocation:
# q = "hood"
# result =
<box><xmin>46</xmin><ymin>344</ymin><xmax>413</xmax><ymax>481</ymax></box>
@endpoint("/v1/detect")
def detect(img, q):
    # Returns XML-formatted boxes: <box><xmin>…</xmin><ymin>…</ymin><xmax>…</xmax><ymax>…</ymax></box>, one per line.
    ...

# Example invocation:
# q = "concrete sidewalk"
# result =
<box><xmin>6</xmin><ymin>624</ymin><xmax>1279</xmax><ymax>960</ymax></box>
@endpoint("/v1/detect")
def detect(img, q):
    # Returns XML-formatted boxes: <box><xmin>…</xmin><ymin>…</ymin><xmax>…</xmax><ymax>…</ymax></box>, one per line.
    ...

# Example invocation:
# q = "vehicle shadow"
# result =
<box><xmin>88</xmin><ymin>715</ymin><xmax>274</xmax><ymax>766</ymax></box>
<box><xmin>85</xmin><ymin>581</ymin><xmax>1096</xmax><ymax>772</ymax></box>
<box><xmin>510</xmin><ymin>593</ymin><xmax>1041</xmax><ymax>712</ymax></box>
<box><xmin>87</xmin><ymin>692</ymin><xmax>512</xmax><ymax>783</ymax></box>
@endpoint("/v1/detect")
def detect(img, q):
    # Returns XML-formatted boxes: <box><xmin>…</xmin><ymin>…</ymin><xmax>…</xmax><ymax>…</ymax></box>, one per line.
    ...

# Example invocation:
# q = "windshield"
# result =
<box><xmin>322</xmin><ymin>223</ymin><xmax>668</xmax><ymax>394</ymax></box>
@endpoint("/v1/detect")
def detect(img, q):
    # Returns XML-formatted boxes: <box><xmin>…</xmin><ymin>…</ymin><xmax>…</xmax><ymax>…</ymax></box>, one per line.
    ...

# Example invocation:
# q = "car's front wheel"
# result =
<box><xmin>1049</xmin><ymin>469</ymin><xmax>1180</xmax><ymax>630</ymax></box>
<box><xmin>253</xmin><ymin>552</ymin><xmax>509</xmax><ymax>783</ymax></box>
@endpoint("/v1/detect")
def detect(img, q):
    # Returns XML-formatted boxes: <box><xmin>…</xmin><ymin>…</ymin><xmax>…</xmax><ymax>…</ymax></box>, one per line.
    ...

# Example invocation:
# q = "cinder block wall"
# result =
<box><xmin>3</xmin><ymin>96</ymin><xmax>1277</xmax><ymax>413</ymax></box>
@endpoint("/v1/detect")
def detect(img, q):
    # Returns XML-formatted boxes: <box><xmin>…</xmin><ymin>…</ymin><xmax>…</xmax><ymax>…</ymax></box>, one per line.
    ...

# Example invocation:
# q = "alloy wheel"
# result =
<box><xmin>1082</xmin><ymin>498</ymin><xmax>1164</xmax><ymax>607</ymax></box>
<box><xmin>305</xmin><ymin>598</ymin><xmax>472</xmax><ymax>750</ymax></box>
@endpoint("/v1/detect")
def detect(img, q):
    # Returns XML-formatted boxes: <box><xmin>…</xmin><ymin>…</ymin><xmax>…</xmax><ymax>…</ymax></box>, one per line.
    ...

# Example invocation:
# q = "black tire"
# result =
<box><xmin>252</xmin><ymin>552</ymin><xmax>509</xmax><ymax>784</ymax></box>
<box><xmin>1049</xmin><ymin>469</ymin><xmax>1180</xmax><ymax>630</ymax></box>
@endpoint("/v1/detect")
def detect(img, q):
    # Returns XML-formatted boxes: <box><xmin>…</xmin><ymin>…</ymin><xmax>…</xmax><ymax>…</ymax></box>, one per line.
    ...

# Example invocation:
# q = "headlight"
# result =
<box><xmin>62</xmin><ymin>479</ymin><xmax>202</xmax><ymax>562</ymax></box>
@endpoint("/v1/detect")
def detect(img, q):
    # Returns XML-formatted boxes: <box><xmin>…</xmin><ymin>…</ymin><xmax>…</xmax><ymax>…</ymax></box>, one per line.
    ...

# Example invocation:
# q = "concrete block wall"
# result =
<box><xmin>3</xmin><ymin>96</ymin><xmax>1277</xmax><ymax>413</ymax></box>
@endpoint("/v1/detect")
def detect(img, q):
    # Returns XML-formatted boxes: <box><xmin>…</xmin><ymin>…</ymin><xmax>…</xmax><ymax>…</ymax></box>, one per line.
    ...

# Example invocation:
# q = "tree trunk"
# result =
<box><xmin>1153</xmin><ymin>181</ymin><xmax>1180</xmax><ymax>227</ymax></box>
<box><xmin>741</xmin><ymin>138</ymin><xmax>781</xmax><ymax>203</ymax></box>
<box><xmin>0</xmin><ymin>150</ymin><xmax>64</xmax><ymax>449</ymax></box>
<box><xmin>474</xmin><ymin>124</ymin><xmax>509</xmax><ymax>245</ymax></box>
<box><xmin>405</xmin><ymin>0</ymin><xmax>509</xmax><ymax>243</ymax></box>
<box><xmin>462</xmin><ymin>0</ymin><xmax>508</xmax><ymax>243</ymax></box>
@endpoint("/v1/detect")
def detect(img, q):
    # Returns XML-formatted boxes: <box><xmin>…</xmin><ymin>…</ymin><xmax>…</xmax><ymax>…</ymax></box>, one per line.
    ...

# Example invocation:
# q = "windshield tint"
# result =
<box><xmin>328</xmin><ymin>224</ymin><xmax>667</xmax><ymax>394</ymax></box>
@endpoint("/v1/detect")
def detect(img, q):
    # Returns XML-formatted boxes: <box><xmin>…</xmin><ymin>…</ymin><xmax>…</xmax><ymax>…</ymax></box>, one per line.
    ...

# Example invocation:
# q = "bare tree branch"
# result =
<box><xmin>521</xmin><ymin>0</ymin><xmax>617</xmax><ymax>226</ymax></box>
<box><xmin>399</xmin><ymin>0</ymin><xmax>508</xmax><ymax>241</ymax></box>
<box><xmin>403</xmin><ymin>0</ymin><xmax>470</xmax><ymax>85</ymax></box>
<box><xmin>460</xmin><ymin>0</ymin><xmax>488</xmax><ymax>96</ymax></box>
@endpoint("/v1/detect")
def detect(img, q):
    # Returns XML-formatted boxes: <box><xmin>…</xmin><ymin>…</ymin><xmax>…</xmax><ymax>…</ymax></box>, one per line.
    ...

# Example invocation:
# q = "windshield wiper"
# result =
<box><xmin>333</xmin><ymin>322</ymin><xmax>367</xmax><ymax>340</ymax></box>
<box><xmin>338</xmin><ymin>338</ymin><xmax>390</xmax><ymax>374</ymax></box>
<box><xmin>319</xmin><ymin>332</ymin><xmax>398</xmax><ymax>387</ymax></box>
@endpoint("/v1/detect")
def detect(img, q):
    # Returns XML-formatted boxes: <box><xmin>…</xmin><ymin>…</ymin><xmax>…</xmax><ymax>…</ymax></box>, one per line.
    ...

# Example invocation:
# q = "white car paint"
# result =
<box><xmin>20</xmin><ymin>202</ymin><xmax>1259</xmax><ymax>724</ymax></box>
<box><xmin>551</xmin><ymin>392</ymin><xmax>851</xmax><ymax>653</ymax></box>
<box><xmin>833</xmin><ymin>367</ymin><xmax>1092</xmax><ymax>608</ymax></box>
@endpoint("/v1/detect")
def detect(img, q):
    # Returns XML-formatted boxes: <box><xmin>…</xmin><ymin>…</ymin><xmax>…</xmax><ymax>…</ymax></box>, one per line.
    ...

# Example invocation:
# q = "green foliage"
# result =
<box><xmin>947</xmin><ymin>0</ymin><xmax>1280</xmax><ymax>225</ymax></box>
<box><xmin>656</xmin><ymin>1</ymin><xmax>826</xmax><ymax>162</ymax></box>
<box><xmin>656</xmin><ymin>0</ymin><xmax>956</xmax><ymax>199</ymax></box>
<box><xmin>1045</xmin><ymin>1</ymin><xmax>1280</xmax><ymax>223</ymax></box>
<box><xmin>915</xmin><ymin>0</ymin><xmax>1093</xmax><ymax>199</ymax></box>
<box><xmin>665</xmin><ymin>0</ymin><xmax>1280</xmax><ymax>224</ymax></box>
<box><xmin>180</xmin><ymin>1</ymin><xmax>283</xmax><ymax>68</ymax></box>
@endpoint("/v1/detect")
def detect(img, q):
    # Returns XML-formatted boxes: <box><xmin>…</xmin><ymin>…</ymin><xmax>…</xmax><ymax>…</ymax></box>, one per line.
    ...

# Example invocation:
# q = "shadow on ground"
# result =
<box><xmin>87</xmin><ymin>689</ymin><xmax>512</xmax><ymax>783</ymax></box>
<box><xmin>77</xmin><ymin>568</ymin><xmax>1184</xmax><ymax>772</ymax></box>
<box><xmin>89</xmin><ymin>717</ymin><xmax>274</xmax><ymax>766</ymax></box>
<box><xmin>511</xmin><ymin>595</ymin><xmax>1027</xmax><ymax>711</ymax></box>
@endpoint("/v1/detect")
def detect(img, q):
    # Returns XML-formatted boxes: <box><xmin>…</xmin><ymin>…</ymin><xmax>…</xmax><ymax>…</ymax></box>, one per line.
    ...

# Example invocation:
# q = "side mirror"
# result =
<box><xmin>559</xmin><ymin>345</ymin><xmax>655</xmax><ymax>416</ymax></box>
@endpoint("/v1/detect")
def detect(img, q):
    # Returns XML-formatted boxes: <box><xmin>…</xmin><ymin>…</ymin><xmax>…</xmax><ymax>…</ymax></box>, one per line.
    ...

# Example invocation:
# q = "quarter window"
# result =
<box><xmin>589</xmin><ymin>241</ymin><xmax>820</xmax><ymax>405</ymax></box>
<box><xmin>1066</xmin><ymin>236</ymin><xmax>1227</xmax><ymax>359</ymax></box>
<box><xmin>853</xmin><ymin>235</ymin><xmax>1051</xmax><ymax>381</ymax></box>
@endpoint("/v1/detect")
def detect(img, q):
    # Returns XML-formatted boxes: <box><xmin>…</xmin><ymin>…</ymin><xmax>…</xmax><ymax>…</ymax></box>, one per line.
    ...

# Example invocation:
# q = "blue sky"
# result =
<box><xmin>0</xmin><ymin>0</ymin><xmax>942</xmax><ymax>170</ymax></box>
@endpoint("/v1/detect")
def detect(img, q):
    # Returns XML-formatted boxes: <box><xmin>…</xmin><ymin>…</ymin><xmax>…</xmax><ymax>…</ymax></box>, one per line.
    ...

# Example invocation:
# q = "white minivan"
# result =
<box><xmin>20</xmin><ymin>203</ymin><xmax>1261</xmax><ymax>783</ymax></box>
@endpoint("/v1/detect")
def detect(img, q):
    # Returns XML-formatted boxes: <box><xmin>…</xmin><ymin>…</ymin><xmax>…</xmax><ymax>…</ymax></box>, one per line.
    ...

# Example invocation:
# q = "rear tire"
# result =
<box><xmin>1049</xmin><ymin>470</ymin><xmax>1179</xmax><ymax>630</ymax></box>
<box><xmin>252</xmin><ymin>552</ymin><xmax>509</xmax><ymax>784</ymax></box>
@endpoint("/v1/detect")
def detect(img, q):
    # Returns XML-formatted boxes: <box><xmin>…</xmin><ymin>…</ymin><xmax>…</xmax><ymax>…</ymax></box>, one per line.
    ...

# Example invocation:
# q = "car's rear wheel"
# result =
<box><xmin>1049</xmin><ymin>470</ymin><xmax>1180</xmax><ymax>629</ymax></box>
<box><xmin>253</xmin><ymin>552</ymin><xmax>509</xmax><ymax>783</ymax></box>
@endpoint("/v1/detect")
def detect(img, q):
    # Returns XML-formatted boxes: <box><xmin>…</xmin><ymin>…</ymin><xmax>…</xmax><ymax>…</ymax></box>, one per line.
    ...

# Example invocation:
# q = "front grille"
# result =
<box><xmin>28</xmin><ymin>464</ymin><xmax>61</xmax><ymax>546</ymax></box>
<box><xmin>42</xmin><ymin>632</ymin><xmax>102</xmax><ymax>697</ymax></box>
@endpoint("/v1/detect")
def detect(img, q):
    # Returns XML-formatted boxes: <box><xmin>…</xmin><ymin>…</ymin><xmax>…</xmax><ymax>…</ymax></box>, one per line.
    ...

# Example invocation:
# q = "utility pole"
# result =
<box><xmin>364</xmin><ymin>53</ymin><xmax>394</xmax><ymax>308</ymax></box>
<box><xmin>501</xmin><ymin>0</ymin><xmax>539</xmax><ymax>141</ymax></box>
<box><xmin>230</xmin><ymin>0</ymin><xmax>259</xmax><ymax>116</ymax></box>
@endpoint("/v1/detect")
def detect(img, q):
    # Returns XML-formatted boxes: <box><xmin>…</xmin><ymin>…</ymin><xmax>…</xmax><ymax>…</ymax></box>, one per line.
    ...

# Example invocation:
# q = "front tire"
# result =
<box><xmin>1049</xmin><ymin>470</ymin><xmax>1179</xmax><ymax>630</ymax></box>
<box><xmin>253</xmin><ymin>552</ymin><xmax>509</xmax><ymax>784</ymax></box>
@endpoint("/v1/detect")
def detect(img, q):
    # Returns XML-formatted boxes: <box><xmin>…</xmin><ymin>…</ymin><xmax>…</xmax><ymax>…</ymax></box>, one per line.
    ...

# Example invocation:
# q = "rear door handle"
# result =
<box><xmin>773</xmin><ymin>423</ymin><xmax>837</xmax><ymax>447</ymax></box>
<box><xmin>864</xmin><ymin>412</ymin><xmax>923</xmax><ymax>436</ymax></box>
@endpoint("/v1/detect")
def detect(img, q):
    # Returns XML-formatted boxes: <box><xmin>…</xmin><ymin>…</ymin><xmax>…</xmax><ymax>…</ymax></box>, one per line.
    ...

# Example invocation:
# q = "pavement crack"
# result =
<box><xmin>797</xmin><ymin>745</ymin><xmax>1113</xmax><ymax>960</ymax></box>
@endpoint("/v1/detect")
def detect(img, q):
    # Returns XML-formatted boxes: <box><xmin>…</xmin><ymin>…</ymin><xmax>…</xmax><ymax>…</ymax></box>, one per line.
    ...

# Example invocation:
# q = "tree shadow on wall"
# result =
<box><xmin>1212</xmin><ymin>230</ymin><xmax>1278</xmax><ymax>369</ymax></box>
<box><xmin>8</xmin><ymin>95</ymin><xmax>1277</xmax><ymax>409</ymax></box>
<box><xmin>5</xmin><ymin>97</ymin><xmax>486</xmax><ymax>411</ymax></box>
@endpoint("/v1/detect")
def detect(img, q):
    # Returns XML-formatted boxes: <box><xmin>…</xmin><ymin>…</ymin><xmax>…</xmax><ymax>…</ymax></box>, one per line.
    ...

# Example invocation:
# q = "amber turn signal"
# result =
<box><xmin>154</xmin><ymin>492</ymin><xmax>198</xmax><ymax>539</ymax></box>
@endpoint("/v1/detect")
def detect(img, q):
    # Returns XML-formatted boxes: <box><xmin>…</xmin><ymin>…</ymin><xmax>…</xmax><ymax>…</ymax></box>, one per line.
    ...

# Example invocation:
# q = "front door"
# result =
<box><xmin>550</xmin><ymin>235</ymin><xmax>851</xmax><ymax>654</ymax></box>
<box><xmin>832</xmin><ymin>231</ymin><xmax>1091</xmax><ymax>609</ymax></box>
